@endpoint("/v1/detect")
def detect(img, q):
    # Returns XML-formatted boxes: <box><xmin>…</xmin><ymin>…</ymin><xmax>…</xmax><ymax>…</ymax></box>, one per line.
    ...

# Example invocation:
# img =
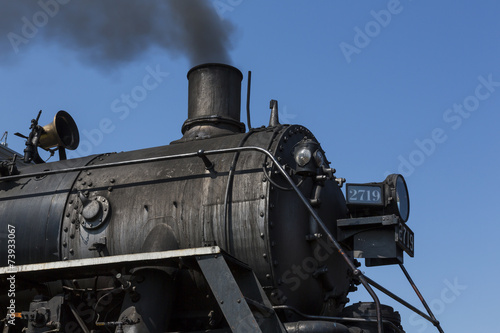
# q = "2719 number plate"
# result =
<box><xmin>396</xmin><ymin>221</ymin><xmax>414</xmax><ymax>257</ymax></box>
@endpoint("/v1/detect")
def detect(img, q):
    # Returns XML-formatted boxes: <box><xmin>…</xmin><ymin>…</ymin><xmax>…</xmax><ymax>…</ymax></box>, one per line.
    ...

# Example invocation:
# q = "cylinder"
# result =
<box><xmin>180</xmin><ymin>63</ymin><xmax>245</xmax><ymax>141</ymax></box>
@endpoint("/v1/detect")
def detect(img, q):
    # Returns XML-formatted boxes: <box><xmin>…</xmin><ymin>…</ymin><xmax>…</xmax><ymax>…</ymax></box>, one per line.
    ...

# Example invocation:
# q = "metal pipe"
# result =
<box><xmin>246</xmin><ymin>70</ymin><xmax>252</xmax><ymax>130</ymax></box>
<box><xmin>273</xmin><ymin>305</ymin><xmax>404</xmax><ymax>333</ymax></box>
<box><xmin>399</xmin><ymin>264</ymin><xmax>445</xmax><ymax>333</ymax></box>
<box><xmin>364</xmin><ymin>275</ymin><xmax>436</xmax><ymax>323</ymax></box>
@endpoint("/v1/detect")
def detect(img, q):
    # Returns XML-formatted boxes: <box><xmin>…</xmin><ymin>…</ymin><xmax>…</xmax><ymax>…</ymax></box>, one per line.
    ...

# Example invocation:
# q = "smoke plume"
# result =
<box><xmin>1</xmin><ymin>0</ymin><xmax>235</xmax><ymax>67</ymax></box>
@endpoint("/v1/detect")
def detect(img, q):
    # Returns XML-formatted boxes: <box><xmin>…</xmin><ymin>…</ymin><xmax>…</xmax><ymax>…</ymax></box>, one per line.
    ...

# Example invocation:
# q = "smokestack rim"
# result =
<box><xmin>187</xmin><ymin>63</ymin><xmax>243</xmax><ymax>81</ymax></box>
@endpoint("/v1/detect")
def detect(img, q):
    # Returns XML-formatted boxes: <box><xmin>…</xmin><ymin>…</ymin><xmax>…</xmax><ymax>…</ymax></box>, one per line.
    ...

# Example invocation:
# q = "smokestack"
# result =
<box><xmin>179</xmin><ymin>64</ymin><xmax>245</xmax><ymax>142</ymax></box>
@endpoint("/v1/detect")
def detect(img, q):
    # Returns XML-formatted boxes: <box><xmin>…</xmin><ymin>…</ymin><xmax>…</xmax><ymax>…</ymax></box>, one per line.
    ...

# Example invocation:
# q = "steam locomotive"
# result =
<box><xmin>0</xmin><ymin>64</ymin><xmax>441</xmax><ymax>333</ymax></box>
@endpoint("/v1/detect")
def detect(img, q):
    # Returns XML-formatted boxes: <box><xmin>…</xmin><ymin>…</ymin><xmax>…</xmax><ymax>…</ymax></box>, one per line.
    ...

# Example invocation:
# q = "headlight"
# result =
<box><xmin>313</xmin><ymin>150</ymin><xmax>325</xmax><ymax>167</ymax></box>
<box><xmin>346</xmin><ymin>174</ymin><xmax>410</xmax><ymax>222</ymax></box>
<box><xmin>385</xmin><ymin>174</ymin><xmax>410</xmax><ymax>222</ymax></box>
<box><xmin>294</xmin><ymin>148</ymin><xmax>312</xmax><ymax>167</ymax></box>
<box><xmin>292</xmin><ymin>139</ymin><xmax>322</xmax><ymax>176</ymax></box>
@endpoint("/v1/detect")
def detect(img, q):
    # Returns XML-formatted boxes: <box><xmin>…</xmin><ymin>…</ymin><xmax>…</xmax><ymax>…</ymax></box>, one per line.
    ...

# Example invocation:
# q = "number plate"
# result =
<box><xmin>346</xmin><ymin>184</ymin><xmax>384</xmax><ymax>205</ymax></box>
<box><xmin>396</xmin><ymin>222</ymin><xmax>414</xmax><ymax>257</ymax></box>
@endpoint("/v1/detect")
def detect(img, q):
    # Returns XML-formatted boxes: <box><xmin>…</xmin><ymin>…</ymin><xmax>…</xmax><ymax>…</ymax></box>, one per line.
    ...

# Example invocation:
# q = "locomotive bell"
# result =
<box><xmin>39</xmin><ymin>110</ymin><xmax>80</xmax><ymax>150</ymax></box>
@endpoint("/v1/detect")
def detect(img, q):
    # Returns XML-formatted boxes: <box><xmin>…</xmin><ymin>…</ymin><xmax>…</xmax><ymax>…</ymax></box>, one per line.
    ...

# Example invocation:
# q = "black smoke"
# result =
<box><xmin>1</xmin><ymin>0</ymin><xmax>235</xmax><ymax>67</ymax></box>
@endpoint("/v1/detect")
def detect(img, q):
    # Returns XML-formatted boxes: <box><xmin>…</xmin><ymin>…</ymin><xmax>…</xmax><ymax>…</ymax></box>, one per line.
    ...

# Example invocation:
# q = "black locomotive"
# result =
<box><xmin>0</xmin><ymin>64</ymin><xmax>442</xmax><ymax>333</ymax></box>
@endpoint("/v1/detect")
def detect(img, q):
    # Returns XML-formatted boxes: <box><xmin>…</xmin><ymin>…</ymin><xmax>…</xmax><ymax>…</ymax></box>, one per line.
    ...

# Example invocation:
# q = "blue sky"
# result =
<box><xmin>1</xmin><ymin>1</ymin><xmax>499</xmax><ymax>332</ymax></box>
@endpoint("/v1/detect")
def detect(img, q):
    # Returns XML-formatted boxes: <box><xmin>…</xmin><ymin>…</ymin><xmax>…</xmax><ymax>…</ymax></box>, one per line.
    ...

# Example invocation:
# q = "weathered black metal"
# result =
<box><xmin>181</xmin><ymin>63</ymin><xmax>245</xmax><ymax>141</ymax></box>
<box><xmin>0</xmin><ymin>63</ymin><xmax>441</xmax><ymax>333</ymax></box>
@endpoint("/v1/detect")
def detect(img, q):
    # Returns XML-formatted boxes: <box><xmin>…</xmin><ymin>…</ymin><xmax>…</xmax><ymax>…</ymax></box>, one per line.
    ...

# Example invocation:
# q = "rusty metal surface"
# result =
<box><xmin>0</xmin><ymin>156</ymin><xmax>95</xmax><ymax>264</ymax></box>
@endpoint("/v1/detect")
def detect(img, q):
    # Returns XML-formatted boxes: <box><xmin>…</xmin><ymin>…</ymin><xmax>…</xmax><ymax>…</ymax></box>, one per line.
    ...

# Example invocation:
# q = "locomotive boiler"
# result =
<box><xmin>0</xmin><ymin>64</ymin><xmax>443</xmax><ymax>333</ymax></box>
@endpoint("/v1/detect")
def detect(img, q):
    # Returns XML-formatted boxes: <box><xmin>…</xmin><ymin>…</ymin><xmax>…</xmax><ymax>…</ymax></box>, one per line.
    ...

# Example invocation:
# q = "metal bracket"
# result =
<box><xmin>196</xmin><ymin>253</ymin><xmax>287</xmax><ymax>333</ymax></box>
